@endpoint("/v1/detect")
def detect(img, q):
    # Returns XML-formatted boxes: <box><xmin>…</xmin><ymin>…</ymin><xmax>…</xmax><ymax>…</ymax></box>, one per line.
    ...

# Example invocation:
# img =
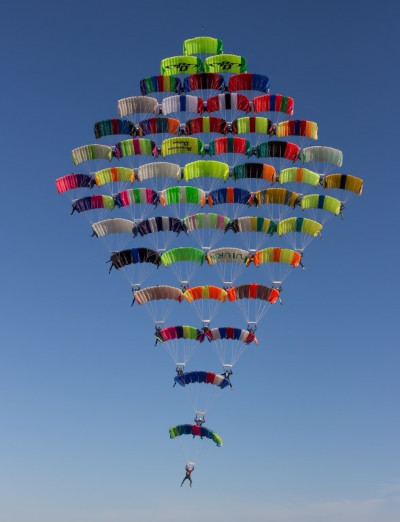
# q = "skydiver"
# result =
<box><xmin>222</xmin><ymin>368</ymin><xmax>233</xmax><ymax>389</ymax></box>
<box><xmin>154</xmin><ymin>325</ymin><xmax>162</xmax><ymax>346</ymax></box>
<box><xmin>194</xmin><ymin>414</ymin><xmax>205</xmax><ymax>426</ymax></box>
<box><xmin>180</xmin><ymin>463</ymin><xmax>195</xmax><ymax>487</ymax></box>
<box><xmin>173</xmin><ymin>366</ymin><xmax>184</xmax><ymax>387</ymax></box>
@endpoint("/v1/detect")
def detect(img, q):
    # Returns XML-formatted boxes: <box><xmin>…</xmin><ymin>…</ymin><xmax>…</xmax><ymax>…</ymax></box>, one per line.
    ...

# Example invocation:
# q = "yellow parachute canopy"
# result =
<box><xmin>183</xmin><ymin>160</ymin><xmax>229</xmax><ymax>182</ymax></box>
<box><xmin>277</xmin><ymin>217</ymin><xmax>322</xmax><ymax>237</ymax></box>
<box><xmin>233</xmin><ymin>116</ymin><xmax>274</xmax><ymax>136</ymax></box>
<box><xmin>323</xmin><ymin>174</ymin><xmax>363</xmax><ymax>195</ymax></box>
<box><xmin>161</xmin><ymin>137</ymin><xmax>205</xmax><ymax>157</ymax></box>
<box><xmin>204</xmin><ymin>54</ymin><xmax>247</xmax><ymax>73</ymax></box>
<box><xmin>253</xmin><ymin>188</ymin><xmax>299</xmax><ymax>208</ymax></box>
<box><xmin>94</xmin><ymin>167</ymin><xmax>134</xmax><ymax>186</ymax></box>
<box><xmin>301</xmin><ymin>194</ymin><xmax>342</xmax><ymax>215</ymax></box>
<box><xmin>161</xmin><ymin>56</ymin><xmax>203</xmax><ymax>75</ymax></box>
<box><xmin>278</xmin><ymin>167</ymin><xmax>320</xmax><ymax>187</ymax></box>
<box><xmin>183</xmin><ymin>37</ymin><xmax>223</xmax><ymax>56</ymax></box>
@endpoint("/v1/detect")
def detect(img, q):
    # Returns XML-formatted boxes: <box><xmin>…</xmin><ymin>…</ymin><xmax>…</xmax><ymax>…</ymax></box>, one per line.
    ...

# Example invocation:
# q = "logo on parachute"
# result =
<box><xmin>165</xmin><ymin>62</ymin><xmax>197</xmax><ymax>73</ymax></box>
<box><xmin>166</xmin><ymin>140</ymin><xmax>192</xmax><ymax>153</ymax></box>
<box><xmin>209</xmin><ymin>61</ymin><xmax>236</xmax><ymax>71</ymax></box>
<box><xmin>207</xmin><ymin>251</ymin><xmax>251</xmax><ymax>264</ymax></box>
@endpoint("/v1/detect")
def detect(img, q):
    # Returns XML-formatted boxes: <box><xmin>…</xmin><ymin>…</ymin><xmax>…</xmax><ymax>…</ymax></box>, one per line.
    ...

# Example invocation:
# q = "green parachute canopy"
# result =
<box><xmin>183</xmin><ymin>36</ymin><xmax>223</xmax><ymax>56</ymax></box>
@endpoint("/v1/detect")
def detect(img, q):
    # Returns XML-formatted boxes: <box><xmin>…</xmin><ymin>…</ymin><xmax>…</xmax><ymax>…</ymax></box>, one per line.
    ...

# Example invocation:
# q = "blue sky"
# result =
<box><xmin>1</xmin><ymin>1</ymin><xmax>399</xmax><ymax>521</ymax></box>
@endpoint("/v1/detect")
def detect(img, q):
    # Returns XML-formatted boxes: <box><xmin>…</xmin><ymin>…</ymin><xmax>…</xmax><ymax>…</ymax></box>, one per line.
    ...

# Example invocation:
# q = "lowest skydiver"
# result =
<box><xmin>180</xmin><ymin>463</ymin><xmax>195</xmax><ymax>487</ymax></box>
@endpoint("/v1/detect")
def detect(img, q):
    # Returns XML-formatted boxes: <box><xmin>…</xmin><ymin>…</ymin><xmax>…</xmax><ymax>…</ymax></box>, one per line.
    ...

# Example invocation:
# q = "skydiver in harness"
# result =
<box><xmin>194</xmin><ymin>413</ymin><xmax>205</xmax><ymax>426</ymax></box>
<box><xmin>180</xmin><ymin>463</ymin><xmax>195</xmax><ymax>487</ymax></box>
<box><xmin>172</xmin><ymin>365</ymin><xmax>184</xmax><ymax>387</ymax></box>
<box><xmin>222</xmin><ymin>368</ymin><xmax>233</xmax><ymax>389</ymax></box>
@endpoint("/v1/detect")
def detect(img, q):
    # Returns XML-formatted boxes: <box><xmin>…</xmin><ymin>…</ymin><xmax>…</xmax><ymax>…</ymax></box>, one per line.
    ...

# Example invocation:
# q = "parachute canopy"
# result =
<box><xmin>108</xmin><ymin>248</ymin><xmax>161</xmax><ymax>272</ymax></box>
<box><xmin>117</xmin><ymin>96</ymin><xmax>159</xmax><ymax>118</ymax></box>
<box><xmin>94</xmin><ymin>118</ymin><xmax>135</xmax><ymax>139</ymax></box>
<box><xmin>204</xmin><ymin>327</ymin><xmax>257</xmax><ymax>344</ymax></box>
<box><xmin>134</xmin><ymin>285</ymin><xmax>184</xmax><ymax>305</ymax></box>
<box><xmin>183</xmin><ymin>37</ymin><xmax>223</xmax><ymax>56</ymax></box>
<box><xmin>208</xmin><ymin>187</ymin><xmax>252</xmax><ymax>206</ymax></box>
<box><xmin>72</xmin><ymin>144</ymin><xmax>112</xmax><ymax>165</ymax></box>
<box><xmin>232</xmin><ymin>163</ymin><xmax>277</xmax><ymax>183</ymax></box>
<box><xmin>169</xmin><ymin>424</ymin><xmax>223</xmax><ymax>447</ymax></box>
<box><xmin>159</xmin><ymin>186</ymin><xmax>206</xmax><ymax>207</ymax></box>
<box><xmin>253</xmin><ymin>247</ymin><xmax>302</xmax><ymax>267</ymax></box>
<box><xmin>183</xmin><ymin>160</ymin><xmax>229</xmax><ymax>182</ymax></box>
<box><xmin>277</xmin><ymin>217</ymin><xmax>322</xmax><ymax>237</ymax></box>
<box><xmin>155</xmin><ymin>325</ymin><xmax>204</xmax><ymax>343</ymax></box>
<box><xmin>161</xmin><ymin>56</ymin><xmax>203</xmax><ymax>75</ymax></box>
<box><xmin>300</xmin><ymin>194</ymin><xmax>343</xmax><ymax>215</ymax></box>
<box><xmin>56</xmin><ymin>174</ymin><xmax>95</xmax><ymax>193</ymax></box>
<box><xmin>275</xmin><ymin>120</ymin><xmax>318</xmax><ymax>140</ymax></box>
<box><xmin>136</xmin><ymin>162</ymin><xmax>181</xmax><ymax>183</ymax></box>
<box><xmin>207</xmin><ymin>93</ymin><xmax>250</xmax><ymax>114</ymax></box>
<box><xmin>227</xmin><ymin>284</ymin><xmax>279</xmax><ymax>304</ymax></box>
<box><xmin>206</xmin><ymin>248</ymin><xmax>252</xmax><ymax>266</ymax></box>
<box><xmin>133</xmin><ymin>216</ymin><xmax>185</xmax><ymax>237</ymax></box>
<box><xmin>183</xmin><ymin>73</ymin><xmax>225</xmax><ymax>93</ymax></box>
<box><xmin>161</xmin><ymin>137</ymin><xmax>205</xmax><ymax>157</ymax></box>
<box><xmin>174</xmin><ymin>371</ymin><xmax>230</xmax><ymax>389</ymax></box>
<box><xmin>137</xmin><ymin>117</ymin><xmax>180</xmax><ymax>137</ymax></box>
<box><xmin>182</xmin><ymin>213</ymin><xmax>231</xmax><ymax>233</ymax></box>
<box><xmin>252</xmin><ymin>94</ymin><xmax>294</xmax><ymax>115</ymax></box>
<box><xmin>256</xmin><ymin>140</ymin><xmax>300</xmax><ymax>161</ymax></box>
<box><xmin>229</xmin><ymin>216</ymin><xmax>277</xmax><ymax>235</ymax></box>
<box><xmin>252</xmin><ymin>188</ymin><xmax>299</xmax><ymax>208</ymax></box>
<box><xmin>183</xmin><ymin>285</ymin><xmax>228</xmax><ymax>303</ymax></box>
<box><xmin>185</xmin><ymin>116</ymin><xmax>228</xmax><ymax>136</ymax></box>
<box><xmin>114</xmin><ymin>188</ymin><xmax>158</xmax><ymax>208</ymax></box>
<box><xmin>204</xmin><ymin>54</ymin><xmax>247</xmax><ymax>73</ymax></box>
<box><xmin>301</xmin><ymin>146</ymin><xmax>343</xmax><ymax>167</ymax></box>
<box><xmin>278</xmin><ymin>167</ymin><xmax>320</xmax><ymax>187</ymax></box>
<box><xmin>161</xmin><ymin>247</ymin><xmax>206</xmax><ymax>267</ymax></box>
<box><xmin>114</xmin><ymin>138</ymin><xmax>158</xmax><ymax>159</ymax></box>
<box><xmin>94</xmin><ymin>167</ymin><xmax>135</xmax><ymax>186</ymax></box>
<box><xmin>228</xmin><ymin>73</ymin><xmax>270</xmax><ymax>93</ymax></box>
<box><xmin>71</xmin><ymin>195</ymin><xmax>114</xmax><ymax>214</ymax></box>
<box><xmin>140</xmin><ymin>75</ymin><xmax>182</xmax><ymax>96</ymax></box>
<box><xmin>323</xmin><ymin>174</ymin><xmax>363</xmax><ymax>195</ymax></box>
<box><xmin>91</xmin><ymin>218</ymin><xmax>135</xmax><ymax>238</ymax></box>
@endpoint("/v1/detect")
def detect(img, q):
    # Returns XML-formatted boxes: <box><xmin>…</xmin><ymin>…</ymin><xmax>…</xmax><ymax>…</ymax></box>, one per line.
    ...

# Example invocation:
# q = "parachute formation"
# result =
<box><xmin>57</xmin><ymin>35</ymin><xmax>363</xmax><ymax>476</ymax></box>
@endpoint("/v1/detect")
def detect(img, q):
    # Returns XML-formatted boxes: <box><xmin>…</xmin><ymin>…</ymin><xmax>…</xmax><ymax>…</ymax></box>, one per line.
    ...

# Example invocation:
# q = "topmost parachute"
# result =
<box><xmin>183</xmin><ymin>37</ymin><xmax>223</xmax><ymax>56</ymax></box>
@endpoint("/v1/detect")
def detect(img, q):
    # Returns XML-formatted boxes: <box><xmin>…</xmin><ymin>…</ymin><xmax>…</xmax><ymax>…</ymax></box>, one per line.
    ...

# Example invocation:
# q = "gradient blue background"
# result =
<box><xmin>1</xmin><ymin>1</ymin><xmax>399</xmax><ymax>520</ymax></box>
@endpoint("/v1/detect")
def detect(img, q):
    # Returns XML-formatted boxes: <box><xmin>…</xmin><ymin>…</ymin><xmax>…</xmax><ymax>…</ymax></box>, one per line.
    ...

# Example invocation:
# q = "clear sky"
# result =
<box><xmin>1</xmin><ymin>1</ymin><xmax>399</xmax><ymax>521</ymax></box>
